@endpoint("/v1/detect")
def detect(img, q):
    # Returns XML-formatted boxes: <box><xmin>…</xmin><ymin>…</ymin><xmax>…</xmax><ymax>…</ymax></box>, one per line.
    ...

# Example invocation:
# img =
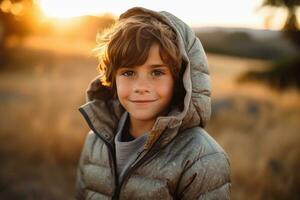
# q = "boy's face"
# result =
<box><xmin>116</xmin><ymin>43</ymin><xmax>174</xmax><ymax>124</ymax></box>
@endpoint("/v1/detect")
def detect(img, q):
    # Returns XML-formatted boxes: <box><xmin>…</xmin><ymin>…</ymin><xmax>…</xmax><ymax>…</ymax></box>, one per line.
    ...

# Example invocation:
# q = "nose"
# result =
<box><xmin>133</xmin><ymin>76</ymin><xmax>150</xmax><ymax>94</ymax></box>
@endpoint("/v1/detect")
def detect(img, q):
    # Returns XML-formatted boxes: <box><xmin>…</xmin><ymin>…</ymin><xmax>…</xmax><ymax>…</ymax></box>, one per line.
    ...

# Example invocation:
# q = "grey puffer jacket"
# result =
<box><xmin>76</xmin><ymin>7</ymin><xmax>231</xmax><ymax>200</ymax></box>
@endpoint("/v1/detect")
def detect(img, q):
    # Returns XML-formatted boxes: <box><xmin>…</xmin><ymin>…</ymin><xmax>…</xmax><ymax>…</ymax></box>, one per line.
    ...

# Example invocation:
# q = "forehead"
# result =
<box><xmin>122</xmin><ymin>43</ymin><xmax>168</xmax><ymax>69</ymax></box>
<box><xmin>145</xmin><ymin>43</ymin><xmax>165</xmax><ymax>64</ymax></box>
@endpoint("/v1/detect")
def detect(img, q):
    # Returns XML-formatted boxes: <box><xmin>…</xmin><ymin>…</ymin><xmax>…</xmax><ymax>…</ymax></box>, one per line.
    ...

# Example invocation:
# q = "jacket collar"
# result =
<box><xmin>78</xmin><ymin>98</ymin><xmax>182</xmax><ymax>149</ymax></box>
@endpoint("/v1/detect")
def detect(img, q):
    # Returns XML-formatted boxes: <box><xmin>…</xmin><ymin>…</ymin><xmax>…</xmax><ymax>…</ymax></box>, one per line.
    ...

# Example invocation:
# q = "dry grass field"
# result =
<box><xmin>0</xmin><ymin>37</ymin><xmax>299</xmax><ymax>199</ymax></box>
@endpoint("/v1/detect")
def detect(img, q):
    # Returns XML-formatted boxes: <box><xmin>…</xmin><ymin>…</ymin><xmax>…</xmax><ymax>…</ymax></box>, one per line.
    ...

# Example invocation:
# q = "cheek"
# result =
<box><xmin>115</xmin><ymin>77</ymin><xmax>130</xmax><ymax>99</ymax></box>
<box><xmin>156</xmin><ymin>78</ymin><xmax>174</xmax><ymax>100</ymax></box>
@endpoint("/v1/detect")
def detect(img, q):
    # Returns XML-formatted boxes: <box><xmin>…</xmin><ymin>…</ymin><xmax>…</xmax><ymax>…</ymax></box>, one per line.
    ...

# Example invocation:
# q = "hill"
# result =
<box><xmin>193</xmin><ymin>27</ymin><xmax>298</xmax><ymax>60</ymax></box>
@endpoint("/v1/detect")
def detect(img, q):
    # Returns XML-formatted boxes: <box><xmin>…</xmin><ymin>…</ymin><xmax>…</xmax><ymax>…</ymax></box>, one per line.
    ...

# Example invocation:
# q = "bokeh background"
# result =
<box><xmin>0</xmin><ymin>0</ymin><xmax>300</xmax><ymax>199</ymax></box>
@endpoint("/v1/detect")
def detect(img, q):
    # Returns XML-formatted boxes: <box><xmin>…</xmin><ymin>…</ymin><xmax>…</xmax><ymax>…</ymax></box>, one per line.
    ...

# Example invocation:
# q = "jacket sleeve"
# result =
<box><xmin>177</xmin><ymin>152</ymin><xmax>231</xmax><ymax>200</ymax></box>
<box><xmin>75</xmin><ymin>131</ymin><xmax>94</xmax><ymax>200</ymax></box>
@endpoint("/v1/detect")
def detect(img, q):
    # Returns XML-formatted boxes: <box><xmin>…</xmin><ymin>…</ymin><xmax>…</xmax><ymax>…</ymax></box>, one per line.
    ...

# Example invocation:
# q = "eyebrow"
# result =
<box><xmin>120</xmin><ymin>64</ymin><xmax>168</xmax><ymax>69</ymax></box>
<box><xmin>148</xmin><ymin>64</ymin><xmax>168</xmax><ymax>68</ymax></box>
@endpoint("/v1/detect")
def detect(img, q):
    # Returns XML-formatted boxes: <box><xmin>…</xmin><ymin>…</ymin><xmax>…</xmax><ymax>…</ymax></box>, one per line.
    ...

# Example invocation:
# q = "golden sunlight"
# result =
<box><xmin>0</xmin><ymin>0</ymin><xmax>24</xmax><ymax>16</ymax></box>
<box><xmin>38</xmin><ymin>0</ymin><xmax>98</xmax><ymax>18</ymax></box>
<box><xmin>36</xmin><ymin>0</ymin><xmax>288</xmax><ymax>29</ymax></box>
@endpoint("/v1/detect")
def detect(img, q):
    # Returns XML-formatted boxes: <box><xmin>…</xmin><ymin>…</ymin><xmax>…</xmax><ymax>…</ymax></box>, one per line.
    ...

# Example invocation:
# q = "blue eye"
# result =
<box><xmin>122</xmin><ymin>70</ymin><xmax>134</xmax><ymax>77</ymax></box>
<box><xmin>152</xmin><ymin>70</ymin><xmax>165</xmax><ymax>76</ymax></box>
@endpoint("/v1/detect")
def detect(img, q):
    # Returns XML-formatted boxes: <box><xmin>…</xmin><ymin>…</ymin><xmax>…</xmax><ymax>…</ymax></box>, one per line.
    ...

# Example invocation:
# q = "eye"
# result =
<box><xmin>122</xmin><ymin>70</ymin><xmax>135</xmax><ymax>77</ymax></box>
<box><xmin>151</xmin><ymin>70</ymin><xmax>165</xmax><ymax>76</ymax></box>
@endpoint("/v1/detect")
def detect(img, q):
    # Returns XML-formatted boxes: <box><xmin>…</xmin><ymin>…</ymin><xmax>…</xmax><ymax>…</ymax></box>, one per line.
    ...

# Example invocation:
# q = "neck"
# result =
<box><xmin>128</xmin><ymin>116</ymin><xmax>156</xmax><ymax>138</ymax></box>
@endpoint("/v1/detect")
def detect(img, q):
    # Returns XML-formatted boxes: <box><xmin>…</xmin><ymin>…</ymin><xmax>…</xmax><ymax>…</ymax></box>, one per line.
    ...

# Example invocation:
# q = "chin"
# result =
<box><xmin>129</xmin><ymin>111</ymin><xmax>158</xmax><ymax>122</ymax></box>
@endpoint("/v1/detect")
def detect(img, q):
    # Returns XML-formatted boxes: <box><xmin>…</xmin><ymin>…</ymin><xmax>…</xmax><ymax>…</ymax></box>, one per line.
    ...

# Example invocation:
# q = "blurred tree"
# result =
<box><xmin>239</xmin><ymin>0</ymin><xmax>300</xmax><ymax>90</ymax></box>
<box><xmin>0</xmin><ymin>0</ymin><xmax>41</xmax><ymax>66</ymax></box>
<box><xmin>238</xmin><ymin>53</ymin><xmax>300</xmax><ymax>89</ymax></box>
<box><xmin>262</xmin><ymin>0</ymin><xmax>300</xmax><ymax>30</ymax></box>
<box><xmin>260</xmin><ymin>0</ymin><xmax>300</xmax><ymax>45</ymax></box>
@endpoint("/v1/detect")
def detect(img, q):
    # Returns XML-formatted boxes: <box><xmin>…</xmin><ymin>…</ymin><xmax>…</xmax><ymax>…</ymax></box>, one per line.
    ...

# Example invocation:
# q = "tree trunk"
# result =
<box><xmin>283</xmin><ymin>7</ymin><xmax>299</xmax><ymax>31</ymax></box>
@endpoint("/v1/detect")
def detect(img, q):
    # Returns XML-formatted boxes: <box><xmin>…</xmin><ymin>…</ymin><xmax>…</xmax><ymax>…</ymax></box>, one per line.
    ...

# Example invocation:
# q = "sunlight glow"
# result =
<box><xmin>39</xmin><ymin>0</ymin><xmax>87</xmax><ymax>18</ymax></box>
<box><xmin>37</xmin><ymin>0</ymin><xmax>289</xmax><ymax>29</ymax></box>
<box><xmin>0</xmin><ymin>0</ymin><xmax>12</xmax><ymax>13</ymax></box>
<box><xmin>0</xmin><ymin>0</ymin><xmax>24</xmax><ymax>15</ymax></box>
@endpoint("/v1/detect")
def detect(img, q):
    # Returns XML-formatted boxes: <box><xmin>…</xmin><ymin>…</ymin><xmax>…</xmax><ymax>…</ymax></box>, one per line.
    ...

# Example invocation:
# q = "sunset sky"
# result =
<box><xmin>38</xmin><ymin>0</ymin><xmax>288</xmax><ymax>29</ymax></box>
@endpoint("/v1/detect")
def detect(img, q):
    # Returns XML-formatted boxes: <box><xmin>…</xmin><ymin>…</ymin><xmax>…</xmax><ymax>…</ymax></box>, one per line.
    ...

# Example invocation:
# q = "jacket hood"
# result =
<box><xmin>78</xmin><ymin>7</ymin><xmax>211</xmax><ymax>149</ymax></box>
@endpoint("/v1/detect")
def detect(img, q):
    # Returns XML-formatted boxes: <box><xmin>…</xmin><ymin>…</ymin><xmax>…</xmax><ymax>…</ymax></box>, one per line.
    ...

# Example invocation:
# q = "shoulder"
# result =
<box><xmin>80</xmin><ymin>130</ymin><xmax>106</xmax><ymax>163</ymax></box>
<box><xmin>82</xmin><ymin>130</ymin><xmax>98</xmax><ymax>150</ymax></box>
<box><xmin>172</xmin><ymin>127</ymin><xmax>231</xmax><ymax>197</ymax></box>
<box><xmin>167</xmin><ymin>126</ymin><xmax>230</xmax><ymax>171</ymax></box>
<box><xmin>173</xmin><ymin>126</ymin><xmax>228</xmax><ymax>157</ymax></box>
<box><xmin>188</xmin><ymin>126</ymin><xmax>227</xmax><ymax>155</ymax></box>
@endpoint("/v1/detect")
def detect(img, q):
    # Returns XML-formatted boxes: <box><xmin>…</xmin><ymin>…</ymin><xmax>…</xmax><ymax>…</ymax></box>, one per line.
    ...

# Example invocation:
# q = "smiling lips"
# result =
<box><xmin>130</xmin><ymin>99</ymin><xmax>157</xmax><ymax>103</ymax></box>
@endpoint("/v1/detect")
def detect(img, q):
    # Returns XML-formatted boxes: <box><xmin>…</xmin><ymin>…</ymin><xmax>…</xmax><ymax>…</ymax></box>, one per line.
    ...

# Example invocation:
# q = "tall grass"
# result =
<box><xmin>0</xmin><ymin>45</ymin><xmax>97</xmax><ymax>199</ymax></box>
<box><xmin>207</xmin><ymin>54</ymin><xmax>300</xmax><ymax>199</ymax></box>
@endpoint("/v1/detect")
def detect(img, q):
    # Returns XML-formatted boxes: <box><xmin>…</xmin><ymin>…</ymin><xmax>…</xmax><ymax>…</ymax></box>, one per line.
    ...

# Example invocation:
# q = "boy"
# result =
<box><xmin>76</xmin><ymin>7</ymin><xmax>231</xmax><ymax>200</ymax></box>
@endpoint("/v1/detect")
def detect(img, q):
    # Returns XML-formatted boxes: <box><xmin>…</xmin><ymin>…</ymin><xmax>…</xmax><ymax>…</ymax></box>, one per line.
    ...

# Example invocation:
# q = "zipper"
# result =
<box><xmin>78</xmin><ymin>107</ymin><xmax>119</xmax><ymax>197</ymax></box>
<box><xmin>112</xmin><ymin>132</ymin><xmax>163</xmax><ymax>199</ymax></box>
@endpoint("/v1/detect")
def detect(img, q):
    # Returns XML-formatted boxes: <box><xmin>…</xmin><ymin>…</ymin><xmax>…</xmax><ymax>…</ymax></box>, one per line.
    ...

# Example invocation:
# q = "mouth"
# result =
<box><xmin>130</xmin><ymin>100</ymin><xmax>157</xmax><ymax>103</ymax></box>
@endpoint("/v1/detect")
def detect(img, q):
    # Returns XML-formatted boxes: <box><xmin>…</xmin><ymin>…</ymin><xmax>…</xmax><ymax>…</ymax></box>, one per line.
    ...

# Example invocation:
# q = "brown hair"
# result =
<box><xmin>94</xmin><ymin>14</ymin><xmax>182</xmax><ymax>88</ymax></box>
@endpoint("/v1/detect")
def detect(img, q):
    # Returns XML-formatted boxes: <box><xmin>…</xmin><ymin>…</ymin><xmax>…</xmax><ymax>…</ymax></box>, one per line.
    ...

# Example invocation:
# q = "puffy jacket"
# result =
<box><xmin>76</xmin><ymin>7</ymin><xmax>231</xmax><ymax>200</ymax></box>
